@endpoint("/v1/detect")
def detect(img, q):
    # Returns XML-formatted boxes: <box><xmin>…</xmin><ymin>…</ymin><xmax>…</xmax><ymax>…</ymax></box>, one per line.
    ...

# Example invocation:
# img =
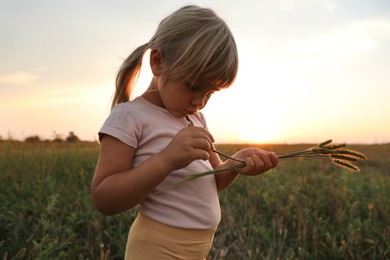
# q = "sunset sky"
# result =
<box><xmin>1</xmin><ymin>0</ymin><xmax>389</xmax><ymax>144</ymax></box>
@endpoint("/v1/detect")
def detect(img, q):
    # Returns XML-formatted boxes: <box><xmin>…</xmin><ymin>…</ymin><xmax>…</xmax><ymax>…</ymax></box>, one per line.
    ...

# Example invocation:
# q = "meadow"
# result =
<box><xmin>0</xmin><ymin>141</ymin><xmax>389</xmax><ymax>259</ymax></box>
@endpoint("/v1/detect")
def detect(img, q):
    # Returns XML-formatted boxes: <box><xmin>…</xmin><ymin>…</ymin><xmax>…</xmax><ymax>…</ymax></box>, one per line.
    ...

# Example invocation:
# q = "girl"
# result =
<box><xmin>92</xmin><ymin>5</ymin><xmax>278</xmax><ymax>259</ymax></box>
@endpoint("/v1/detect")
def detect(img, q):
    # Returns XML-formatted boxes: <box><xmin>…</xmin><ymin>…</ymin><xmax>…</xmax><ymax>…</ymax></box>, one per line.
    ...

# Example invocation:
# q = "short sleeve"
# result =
<box><xmin>98</xmin><ymin>103</ymin><xmax>141</xmax><ymax>148</ymax></box>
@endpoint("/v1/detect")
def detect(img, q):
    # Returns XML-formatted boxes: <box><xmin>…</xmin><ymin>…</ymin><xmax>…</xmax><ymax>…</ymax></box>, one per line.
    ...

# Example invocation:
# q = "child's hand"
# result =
<box><xmin>160</xmin><ymin>127</ymin><xmax>215</xmax><ymax>171</ymax></box>
<box><xmin>230</xmin><ymin>148</ymin><xmax>278</xmax><ymax>176</ymax></box>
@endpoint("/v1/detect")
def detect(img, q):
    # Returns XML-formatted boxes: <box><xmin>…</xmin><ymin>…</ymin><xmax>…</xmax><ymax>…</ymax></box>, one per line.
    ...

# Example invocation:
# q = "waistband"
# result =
<box><xmin>136</xmin><ymin>213</ymin><xmax>217</xmax><ymax>240</ymax></box>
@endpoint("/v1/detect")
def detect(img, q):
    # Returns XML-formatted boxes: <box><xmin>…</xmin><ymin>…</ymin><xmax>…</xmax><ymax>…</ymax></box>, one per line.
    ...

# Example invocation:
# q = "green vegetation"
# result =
<box><xmin>1</xmin><ymin>142</ymin><xmax>389</xmax><ymax>259</ymax></box>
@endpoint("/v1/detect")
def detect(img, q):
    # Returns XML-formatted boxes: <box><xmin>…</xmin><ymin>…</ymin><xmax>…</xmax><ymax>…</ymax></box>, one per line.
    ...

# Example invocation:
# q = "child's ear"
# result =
<box><xmin>150</xmin><ymin>49</ymin><xmax>164</xmax><ymax>76</ymax></box>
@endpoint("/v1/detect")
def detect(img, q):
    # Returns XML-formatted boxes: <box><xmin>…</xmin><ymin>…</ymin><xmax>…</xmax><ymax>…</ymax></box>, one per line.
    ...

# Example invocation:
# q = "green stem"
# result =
<box><xmin>213</xmin><ymin>149</ymin><xmax>245</xmax><ymax>163</ymax></box>
<box><xmin>153</xmin><ymin>162</ymin><xmax>245</xmax><ymax>195</ymax></box>
<box><xmin>155</xmin><ymin>143</ymin><xmax>351</xmax><ymax>195</ymax></box>
<box><xmin>278</xmin><ymin>152</ymin><xmax>329</xmax><ymax>159</ymax></box>
<box><xmin>277</xmin><ymin>151</ymin><xmax>308</xmax><ymax>158</ymax></box>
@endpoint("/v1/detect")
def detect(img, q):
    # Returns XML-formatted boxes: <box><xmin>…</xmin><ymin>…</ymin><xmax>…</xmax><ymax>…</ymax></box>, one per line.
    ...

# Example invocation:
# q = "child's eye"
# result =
<box><xmin>186</xmin><ymin>83</ymin><xmax>202</xmax><ymax>92</ymax></box>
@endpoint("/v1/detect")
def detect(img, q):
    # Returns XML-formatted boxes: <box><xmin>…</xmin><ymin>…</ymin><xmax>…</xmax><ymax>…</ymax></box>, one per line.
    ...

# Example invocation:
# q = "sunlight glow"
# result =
<box><xmin>238</xmin><ymin>123</ymin><xmax>278</xmax><ymax>144</ymax></box>
<box><xmin>1</xmin><ymin>1</ymin><xmax>389</xmax><ymax>144</ymax></box>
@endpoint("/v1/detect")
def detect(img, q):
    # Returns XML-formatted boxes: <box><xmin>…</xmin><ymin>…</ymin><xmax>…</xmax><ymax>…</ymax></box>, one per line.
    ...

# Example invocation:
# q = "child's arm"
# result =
<box><xmin>91</xmin><ymin>127</ymin><xmax>214</xmax><ymax>215</ymax></box>
<box><xmin>211</xmin><ymin>148</ymin><xmax>278</xmax><ymax>191</ymax></box>
<box><xmin>91</xmin><ymin>135</ymin><xmax>172</xmax><ymax>215</ymax></box>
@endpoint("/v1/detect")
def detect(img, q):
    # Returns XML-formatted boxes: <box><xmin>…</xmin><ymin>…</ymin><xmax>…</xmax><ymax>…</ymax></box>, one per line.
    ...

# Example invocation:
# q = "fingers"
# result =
<box><xmin>176</xmin><ymin>127</ymin><xmax>214</xmax><ymax>161</ymax></box>
<box><xmin>192</xmin><ymin>126</ymin><xmax>215</xmax><ymax>144</ymax></box>
<box><xmin>236</xmin><ymin>149</ymin><xmax>278</xmax><ymax>176</ymax></box>
<box><xmin>186</xmin><ymin>127</ymin><xmax>214</xmax><ymax>151</ymax></box>
<box><xmin>269</xmin><ymin>151</ymin><xmax>278</xmax><ymax>167</ymax></box>
<box><xmin>161</xmin><ymin>127</ymin><xmax>215</xmax><ymax>170</ymax></box>
<box><xmin>192</xmin><ymin>128</ymin><xmax>215</xmax><ymax>160</ymax></box>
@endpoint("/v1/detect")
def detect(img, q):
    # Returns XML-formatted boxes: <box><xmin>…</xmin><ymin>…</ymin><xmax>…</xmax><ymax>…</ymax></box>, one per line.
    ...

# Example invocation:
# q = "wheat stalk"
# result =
<box><xmin>277</xmin><ymin>139</ymin><xmax>368</xmax><ymax>169</ymax></box>
<box><xmin>154</xmin><ymin>139</ymin><xmax>367</xmax><ymax>194</ymax></box>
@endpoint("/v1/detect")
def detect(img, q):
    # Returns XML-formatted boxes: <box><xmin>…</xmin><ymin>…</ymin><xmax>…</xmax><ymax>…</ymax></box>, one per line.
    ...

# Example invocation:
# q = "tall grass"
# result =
<box><xmin>210</xmin><ymin>144</ymin><xmax>390</xmax><ymax>259</ymax></box>
<box><xmin>0</xmin><ymin>142</ymin><xmax>134</xmax><ymax>259</ymax></box>
<box><xmin>0</xmin><ymin>142</ymin><xmax>389</xmax><ymax>259</ymax></box>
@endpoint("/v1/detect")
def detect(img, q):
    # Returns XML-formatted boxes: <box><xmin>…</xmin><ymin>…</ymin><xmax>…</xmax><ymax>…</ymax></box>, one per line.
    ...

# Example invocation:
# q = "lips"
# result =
<box><xmin>186</xmin><ymin>110</ymin><xmax>197</xmax><ymax>115</ymax></box>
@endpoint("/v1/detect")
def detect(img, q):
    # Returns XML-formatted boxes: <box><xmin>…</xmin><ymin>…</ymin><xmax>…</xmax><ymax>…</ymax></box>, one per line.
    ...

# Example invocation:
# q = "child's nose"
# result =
<box><xmin>192</xmin><ymin>95</ymin><xmax>207</xmax><ymax>108</ymax></box>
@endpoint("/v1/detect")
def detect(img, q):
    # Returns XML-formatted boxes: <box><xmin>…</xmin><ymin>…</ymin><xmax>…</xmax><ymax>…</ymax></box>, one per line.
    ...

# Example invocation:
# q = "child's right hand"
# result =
<box><xmin>160</xmin><ymin>127</ymin><xmax>215</xmax><ymax>171</ymax></box>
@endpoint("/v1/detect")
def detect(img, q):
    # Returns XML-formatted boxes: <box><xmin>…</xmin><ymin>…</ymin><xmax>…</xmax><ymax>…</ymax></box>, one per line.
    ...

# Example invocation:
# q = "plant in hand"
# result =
<box><xmin>156</xmin><ymin>140</ymin><xmax>368</xmax><ymax>194</ymax></box>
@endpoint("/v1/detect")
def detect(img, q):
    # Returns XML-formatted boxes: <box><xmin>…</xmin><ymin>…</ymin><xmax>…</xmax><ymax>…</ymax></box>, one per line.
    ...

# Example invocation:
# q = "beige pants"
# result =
<box><xmin>125</xmin><ymin>213</ymin><xmax>217</xmax><ymax>260</ymax></box>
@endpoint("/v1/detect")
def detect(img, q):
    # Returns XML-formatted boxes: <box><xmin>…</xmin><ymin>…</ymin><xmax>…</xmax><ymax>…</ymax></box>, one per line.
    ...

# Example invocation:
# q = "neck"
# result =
<box><xmin>141</xmin><ymin>78</ymin><xmax>164</xmax><ymax>108</ymax></box>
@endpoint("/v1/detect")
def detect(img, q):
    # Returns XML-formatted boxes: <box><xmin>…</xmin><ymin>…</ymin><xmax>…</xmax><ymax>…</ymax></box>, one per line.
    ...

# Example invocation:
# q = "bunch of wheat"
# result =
<box><xmin>155</xmin><ymin>140</ymin><xmax>367</xmax><ymax>194</ymax></box>
<box><xmin>278</xmin><ymin>139</ymin><xmax>367</xmax><ymax>172</ymax></box>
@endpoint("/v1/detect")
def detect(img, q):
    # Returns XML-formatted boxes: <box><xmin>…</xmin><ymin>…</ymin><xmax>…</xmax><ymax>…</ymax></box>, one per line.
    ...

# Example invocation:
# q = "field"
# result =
<box><xmin>0</xmin><ymin>141</ymin><xmax>389</xmax><ymax>259</ymax></box>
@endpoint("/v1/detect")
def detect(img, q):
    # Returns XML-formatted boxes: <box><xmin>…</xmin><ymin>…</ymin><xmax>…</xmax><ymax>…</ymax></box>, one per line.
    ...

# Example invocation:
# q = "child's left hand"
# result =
<box><xmin>229</xmin><ymin>148</ymin><xmax>278</xmax><ymax>176</ymax></box>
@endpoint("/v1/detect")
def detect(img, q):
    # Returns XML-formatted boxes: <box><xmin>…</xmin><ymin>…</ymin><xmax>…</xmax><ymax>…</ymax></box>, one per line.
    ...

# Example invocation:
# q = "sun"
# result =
<box><xmin>237</xmin><ymin>123</ymin><xmax>278</xmax><ymax>144</ymax></box>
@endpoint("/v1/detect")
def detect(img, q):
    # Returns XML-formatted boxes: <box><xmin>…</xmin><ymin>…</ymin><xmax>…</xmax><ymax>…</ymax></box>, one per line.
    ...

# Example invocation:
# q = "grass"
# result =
<box><xmin>0</xmin><ymin>141</ymin><xmax>389</xmax><ymax>259</ymax></box>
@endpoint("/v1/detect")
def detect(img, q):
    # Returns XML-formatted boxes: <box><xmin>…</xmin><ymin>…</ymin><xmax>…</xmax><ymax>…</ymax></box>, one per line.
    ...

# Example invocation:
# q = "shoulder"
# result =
<box><xmin>105</xmin><ymin>101</ymin><xmax>139</xmax><ymax>125</ymax></box>
<box><xmin>108</xmin><ymin>97</ymin><xmax>153</xmax><ymax>120</ymax></box>
<box><xmin>99</xmin><ymin>98</ymin><xmax>148</xmax><ymax>146</ymax></box>
<box><xmin>111</xmin><ymin>97</ymin><xmax>144</xmax><ymax>112</ymax></box>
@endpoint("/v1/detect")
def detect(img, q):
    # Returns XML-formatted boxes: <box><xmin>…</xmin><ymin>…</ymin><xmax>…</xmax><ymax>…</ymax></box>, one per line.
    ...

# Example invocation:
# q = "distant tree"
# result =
<box><xmin>66</xmin><ymin>131</ymin><xmax>80</xmax><ymax>143</ymax></box>
<box><xmin>52</xmin><ymin>131</ymin><xmax>64</xmax><ymax>143</ymax></box>
<box><xmin>25</xmin><ymin>135</ymin><xmax>41</xmax><ymax>143</ymax></box>
<box><xmin>52</xmin><ymin>138</ymin><xmax>64</xmax><ymax>143</ymax></box>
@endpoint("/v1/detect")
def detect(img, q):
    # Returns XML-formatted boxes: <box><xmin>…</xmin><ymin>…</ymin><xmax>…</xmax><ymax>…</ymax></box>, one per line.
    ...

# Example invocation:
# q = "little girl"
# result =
<box><xmin>92</xmin><ymin>5</ymin><xmax>278</xmax><ymax>259</ymax></box>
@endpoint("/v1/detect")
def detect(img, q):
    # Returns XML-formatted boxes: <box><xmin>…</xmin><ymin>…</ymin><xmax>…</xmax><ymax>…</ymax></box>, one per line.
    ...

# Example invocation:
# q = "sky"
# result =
<box><xmin>1</xmin><ymin>0</ymin><xmax>389</xmax><ymax>144</ymax></box>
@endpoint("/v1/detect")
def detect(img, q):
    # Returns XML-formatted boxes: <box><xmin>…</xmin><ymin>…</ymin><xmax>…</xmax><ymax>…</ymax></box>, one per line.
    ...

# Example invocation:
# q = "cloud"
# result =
<box><xmin>319</xmin><ymin>0</ymin><xmax>337</xmax><ymax>12</ymax></box>
<box><xmin>282</xmin><ymin>18</ymin><xmax>390</xmax><ymax>67</ymax></box>
<box><xmin>310</xmin><ymin>19</ymin><xmax>389</xmax><ymax>52</ymax></box>
<box><xmin>0</xmin><ymin>72</ymin><xmax>38</xmax><ymax>85</ymax></box>
<box><xmin>275</xmin><ymin>0</ymin><xmax>338</xmax><ymax>12</ymax></box>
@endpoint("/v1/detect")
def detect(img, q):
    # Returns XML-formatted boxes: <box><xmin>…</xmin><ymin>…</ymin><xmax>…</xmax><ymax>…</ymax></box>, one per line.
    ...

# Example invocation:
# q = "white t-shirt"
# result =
<box><xmin>99</xmin><ymin>97</ymin><xmax>221</xmax><ymax>229</ymax></box>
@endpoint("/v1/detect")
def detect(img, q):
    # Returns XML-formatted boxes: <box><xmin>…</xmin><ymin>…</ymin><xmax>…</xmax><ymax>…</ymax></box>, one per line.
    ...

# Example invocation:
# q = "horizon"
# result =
<box><xmin>1</xmin><ymin>131</ymin><xmax>388</xmax><ymax>146</ymax></box>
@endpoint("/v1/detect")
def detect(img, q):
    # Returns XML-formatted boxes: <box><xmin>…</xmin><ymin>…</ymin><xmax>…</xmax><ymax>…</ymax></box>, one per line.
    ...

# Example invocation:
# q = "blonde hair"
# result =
<box><xmin>112</xmin><ymin>5</ymin><xmax>238</xmax><ymax>109</ymax></box>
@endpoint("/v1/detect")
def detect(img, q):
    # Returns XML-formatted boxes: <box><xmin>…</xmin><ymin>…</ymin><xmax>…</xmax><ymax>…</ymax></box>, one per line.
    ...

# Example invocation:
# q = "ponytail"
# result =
<box><xmin>111</xmin><ymin>43</ymin><xmax>149</xmax><ymax>109</ymax></box>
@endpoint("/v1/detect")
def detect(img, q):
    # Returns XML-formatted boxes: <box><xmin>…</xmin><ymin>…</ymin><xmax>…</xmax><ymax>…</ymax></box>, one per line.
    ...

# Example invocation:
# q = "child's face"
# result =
<box><xmin>158</xmin><ymin>77</ymin><xmax>221</xmax><ymax>118</ymax></box>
